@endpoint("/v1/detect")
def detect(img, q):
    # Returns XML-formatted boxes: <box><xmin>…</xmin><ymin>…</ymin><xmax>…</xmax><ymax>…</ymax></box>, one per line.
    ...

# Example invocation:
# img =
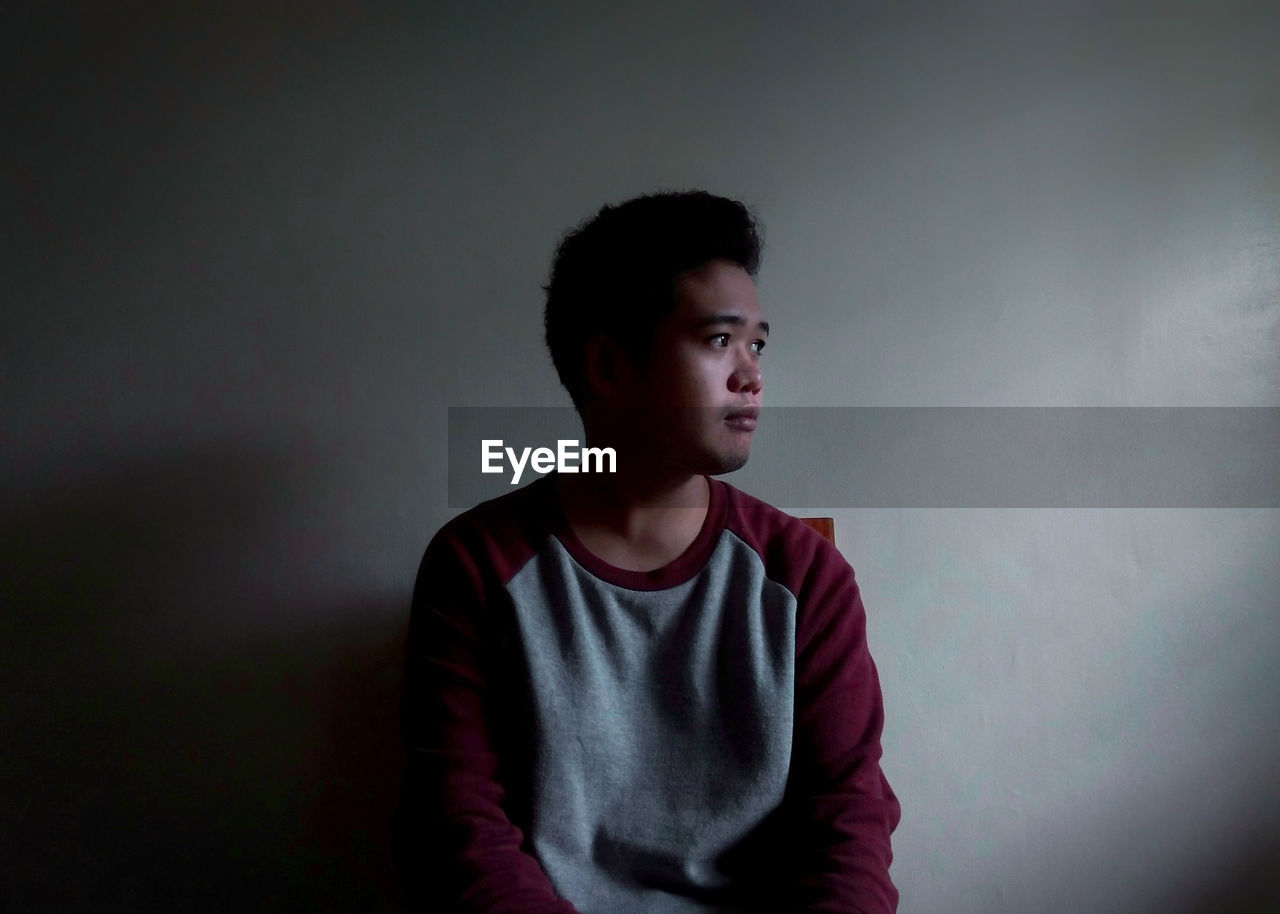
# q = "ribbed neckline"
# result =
<box><xmin>536</xmin><ymin>473</ymin><xmax>730</xmax><ymax>591</ymax></box>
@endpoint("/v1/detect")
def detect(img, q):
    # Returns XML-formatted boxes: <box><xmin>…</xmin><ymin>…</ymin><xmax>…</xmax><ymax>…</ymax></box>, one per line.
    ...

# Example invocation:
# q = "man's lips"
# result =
<box><xmin>724</xmin><ymin>408</ymin><xmax>759</xmax><ymax>431</ymax></box>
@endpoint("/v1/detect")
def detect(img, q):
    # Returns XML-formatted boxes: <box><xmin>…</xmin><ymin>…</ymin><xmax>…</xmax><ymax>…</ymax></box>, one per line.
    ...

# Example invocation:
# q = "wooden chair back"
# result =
<box><xmin>800</xmin><ymin>516</ymin><xmax>835</xmax><ymax>545</ymax></box>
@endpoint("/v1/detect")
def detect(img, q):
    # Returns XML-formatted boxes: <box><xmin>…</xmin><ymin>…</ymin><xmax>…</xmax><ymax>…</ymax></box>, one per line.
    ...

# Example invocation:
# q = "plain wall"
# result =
<box><xmin>5</xmin><ymin>2</ymin><xmax>1277</xmax><ymax>911</ymax></box>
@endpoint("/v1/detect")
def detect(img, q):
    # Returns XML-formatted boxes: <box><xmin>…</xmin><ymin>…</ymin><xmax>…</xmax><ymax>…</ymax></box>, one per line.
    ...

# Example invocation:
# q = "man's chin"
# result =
<box><xmin>642</xmin><ymin>438</ymin><xmax>750</xmax><ymax>478</ymax></box>
<box><xmin>705</xmin><ymin>449</ymin><xmax>750</xmax><ymax>476</ymax></box>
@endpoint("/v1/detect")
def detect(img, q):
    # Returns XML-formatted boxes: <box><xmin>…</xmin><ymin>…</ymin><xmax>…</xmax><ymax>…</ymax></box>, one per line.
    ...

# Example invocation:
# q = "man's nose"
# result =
<box><xmin>729</xmin><ymin>364</ymin><xmax>763</xmax><ymax>396</ymax></box>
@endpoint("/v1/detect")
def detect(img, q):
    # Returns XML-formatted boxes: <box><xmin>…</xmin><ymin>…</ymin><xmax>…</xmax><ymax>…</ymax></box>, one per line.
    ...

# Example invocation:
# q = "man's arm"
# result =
<box><xmin>783</xmin><ymin>544</ymin><xmax>901</xmax><ymax>913</ymax></box>
<box><xmin>395</xmin><ymin>528</ymin><xmax>580</xmax><ymax>914</ymax></box>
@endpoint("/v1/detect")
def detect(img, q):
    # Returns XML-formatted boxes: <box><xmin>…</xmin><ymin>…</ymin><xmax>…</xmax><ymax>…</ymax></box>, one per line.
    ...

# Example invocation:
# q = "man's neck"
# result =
<box><xmin>554</xmin><ymin>471</ymin><xmax>711</xmax><ymax>573</ymax></box>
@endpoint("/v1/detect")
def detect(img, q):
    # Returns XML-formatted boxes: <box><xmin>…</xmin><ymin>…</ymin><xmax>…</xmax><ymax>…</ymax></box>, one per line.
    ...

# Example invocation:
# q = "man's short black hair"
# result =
<box><xmin>543</xmin><ymin>189</ymin><xmax>764</xmax><ymax>411</ymax></box>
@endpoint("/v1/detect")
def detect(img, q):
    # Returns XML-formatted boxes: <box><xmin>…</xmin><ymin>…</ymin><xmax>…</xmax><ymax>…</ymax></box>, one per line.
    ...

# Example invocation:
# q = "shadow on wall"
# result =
<box><xmin>1179</xmin><ymin>836</ymin><xmax>1280</xmax><ymax>914</ymax></box>
<box><xmin>1</xmin><ymin>442</ymin><xmax>410</xmax><ymax>911</ymax></box>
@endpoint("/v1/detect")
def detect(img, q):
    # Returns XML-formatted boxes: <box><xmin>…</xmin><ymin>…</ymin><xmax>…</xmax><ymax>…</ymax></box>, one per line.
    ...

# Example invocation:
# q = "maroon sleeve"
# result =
<box><xmin>395</xmin><ymin>520</ymin><xmax>581</xmax><ymax>914</ymax></box>
<box><xmin>783</xmin><ymin>535</ymin><xmax>901</xmax><ymax>913</ymax></box>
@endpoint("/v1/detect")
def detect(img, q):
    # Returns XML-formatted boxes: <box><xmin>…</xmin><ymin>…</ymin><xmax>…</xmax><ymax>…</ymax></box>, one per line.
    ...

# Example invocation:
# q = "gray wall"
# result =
<box><xmin>5</xmin><ymin>2</ymin><xmax>1277</xmax><ymax>911</ymax></box>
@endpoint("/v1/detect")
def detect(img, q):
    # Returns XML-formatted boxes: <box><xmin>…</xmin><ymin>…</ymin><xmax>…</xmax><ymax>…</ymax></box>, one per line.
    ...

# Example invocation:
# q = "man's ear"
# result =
<box><xmin>583</xmin><ymin>334</ymin><xmax>634</xmax><ymax>402</ymax></box>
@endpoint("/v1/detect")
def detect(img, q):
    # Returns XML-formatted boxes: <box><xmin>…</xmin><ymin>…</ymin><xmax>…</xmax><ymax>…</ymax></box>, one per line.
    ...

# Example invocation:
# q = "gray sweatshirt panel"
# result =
<box><xmin>505</xmin><ymin>530</ymin><xmax>796</xmax><ymax>913</ymax></box>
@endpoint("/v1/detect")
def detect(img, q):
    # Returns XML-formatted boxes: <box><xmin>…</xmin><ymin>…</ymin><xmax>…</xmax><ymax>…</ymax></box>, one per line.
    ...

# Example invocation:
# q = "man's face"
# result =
<box><xmin>620</xmin><ymin>258</ymin><xmax>768</xmax><ymax>476</ymax></box>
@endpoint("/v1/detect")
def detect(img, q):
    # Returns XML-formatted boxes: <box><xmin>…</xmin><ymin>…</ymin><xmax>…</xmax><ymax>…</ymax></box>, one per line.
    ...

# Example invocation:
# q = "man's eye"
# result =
<box><xmin>751</xmin><ymin>339</ymin><xmax>766</xmax><ymax>354</ymax></box>
<box><xmin>709</xmin><ymin>333</ymin><xmax>730</xmax><ymax>347</ymax></box>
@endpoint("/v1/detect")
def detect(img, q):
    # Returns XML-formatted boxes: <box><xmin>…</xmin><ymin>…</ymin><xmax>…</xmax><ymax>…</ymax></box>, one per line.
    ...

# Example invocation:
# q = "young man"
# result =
<box><xmin>396</xmin><ymin>191</ymin><xmax>900</xmax><ymax>912</ymax></box>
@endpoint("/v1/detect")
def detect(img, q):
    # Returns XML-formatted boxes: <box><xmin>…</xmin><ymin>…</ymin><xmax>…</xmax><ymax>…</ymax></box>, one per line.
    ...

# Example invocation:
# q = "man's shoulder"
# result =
<box><xmin>440</xmin><ymin>475</ymin><xmax>555</xmax><ymax>535</ymax></box>
<box><xmin>718</xmin><ymin>479</ymin><xmax>853</xmax><ymax>590</ymax></box>
<box><xmin>421</xmin><ymin>476</ymin><xmax>556</xmax><ymax>587</ymax></box>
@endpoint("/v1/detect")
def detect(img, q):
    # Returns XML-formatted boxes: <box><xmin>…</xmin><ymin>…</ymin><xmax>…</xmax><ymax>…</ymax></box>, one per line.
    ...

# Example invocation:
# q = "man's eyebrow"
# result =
<box><xmin>697</xmin><ymin>314</ymin><xmax>770</xmax><ymax>335</ymax></box>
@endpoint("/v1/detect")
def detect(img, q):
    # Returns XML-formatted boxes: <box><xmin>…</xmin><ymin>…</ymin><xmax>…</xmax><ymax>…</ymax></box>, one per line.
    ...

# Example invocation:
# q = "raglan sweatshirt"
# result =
<box><xmin>397</xmin><ymin>474</ymin><xmax>900</xmax><ymax>913</ymax></box>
